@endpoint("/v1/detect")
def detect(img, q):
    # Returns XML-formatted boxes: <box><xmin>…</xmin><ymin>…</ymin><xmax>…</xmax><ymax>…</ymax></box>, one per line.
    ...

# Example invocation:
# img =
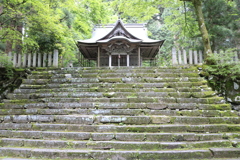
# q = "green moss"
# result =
<box><xmin>192</xmin><ymin>91</ymin><xmax>216</xmax><ymax>98</ymax></box>
<box><xmin>103</xmin><ymin>92</ymin><xmax>115</xmax><ymax>98</ymax></box>
<box><xmin>31</xmin><ymin>123</ymin><xmax>40</xmax><ymax>130</ymax></box>
<box><xmin>228</xmin><ymin>125</ymin><xmax>240</xmax><ymax>132</ymax></box>
<box><xmin>205</xmin><ymin>104</ymin><xmax>231</xmax><ymax>110</ymax></box>
<box><xmin>9</xmin><ymin>99</ymin><xmax>30</xmax><ymax>103</ymax></box>
<box><xmin>127</xmin><ymin>93</ymin><xmax>138</xmax><ymax>98</ymax></box>
<box><xmin>220</xmin><ymin>110</ymin><xmax>238</xmax><ymax>117</ymax></box>
<box><xmin>13</xmin><ymin>68</ymin><xmax>25</xmax><ymax>72</ymax></box>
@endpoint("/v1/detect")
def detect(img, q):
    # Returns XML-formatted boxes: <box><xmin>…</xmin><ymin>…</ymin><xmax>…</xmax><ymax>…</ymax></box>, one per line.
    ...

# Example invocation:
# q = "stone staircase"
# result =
<box><xmin>0</xmin><ymin>66</ymin><xmax>239</xmax><ymax>160</ymax></box>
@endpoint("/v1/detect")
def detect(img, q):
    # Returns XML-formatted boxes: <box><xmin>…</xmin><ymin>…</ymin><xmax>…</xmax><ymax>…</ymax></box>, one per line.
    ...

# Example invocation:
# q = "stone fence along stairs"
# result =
<box><xmin>0</xmin><ymin>67</ymin><xmax>240</xmax><ymax>160</ymax></box>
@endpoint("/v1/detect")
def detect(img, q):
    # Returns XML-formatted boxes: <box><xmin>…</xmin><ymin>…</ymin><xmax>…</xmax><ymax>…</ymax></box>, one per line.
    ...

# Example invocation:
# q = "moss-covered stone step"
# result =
<box><xmin>1</xmin><ymin>123</ymin><xmax>239</xmax><ymax>133</ymax></box>
<box><xmin>26</xmin><ymin>96</ymin><xmax>225</xmax><ymax>104</ymax></box>
<box><xmin>0</xmin><ymin>115</ymin><xmax>239</xmax><ymax>125</ymax></box>
<box><xmin>14</xmin><ymin>87</ymin><xmax>213</xmax><ymax>94</ymax></box>
<box><xmin>0</xmin><ymin>138</ymin><xmax>234</xmax><ymax>150</ymax></box>
<box><xmin>22</xmin><ymin>78</ymin><xmax>100</xmax><ymax>84</ymax></box>
<box><xmin>19</xmin><ymin>82</ymin><xmax>210</xmax><ymax>90</ymax></box>
<box><xmin>28</xmin><ymin>72</ymin><xmax>200</xmax><ymax>79</ymax></box>
<box><xmin>1</xmin><ymin>130</ymin><xmax>238</xmax><ymax>142</ymax></box>
<box><xmin>0</xmin><ymin>102</ymin><xmax>232</xmax><ymax>112</ymax></box>
<box><xmin>4</xmin><ymin>96</ymin><xmax>223</xmax><ymax>104</ymax></box>
<box><xmin>6</xmin><ymin>91</ymin><xmax>218</xmax><ymax>100</ymax></box>
<box><xmin>1</xmin><ymin>147</ymin><xmax>240</xmax><ymax>159</ymax></box>
<box><xmin>0</xmin><ymin>108</ymin><xmax>237</xmax><ymax>117</ymax></box>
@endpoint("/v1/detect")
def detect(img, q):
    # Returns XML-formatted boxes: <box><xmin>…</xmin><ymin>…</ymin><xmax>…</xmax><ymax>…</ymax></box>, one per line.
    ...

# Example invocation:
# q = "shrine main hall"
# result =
<box><xmin>77</xmin><ymin>20</ymin><xmax>165</xmax><ymax>67</ymax></box>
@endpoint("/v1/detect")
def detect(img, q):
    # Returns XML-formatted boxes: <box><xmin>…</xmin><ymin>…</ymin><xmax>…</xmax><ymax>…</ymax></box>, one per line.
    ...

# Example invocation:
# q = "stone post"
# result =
<box><xmin>17</xmin><ymin>53</ymin><xmax>21</xmax><ymax>67</ymax></box>
<box><xmin>13</xmin><ymin>52</ymin><xmax>17</xmax><ymax>67</ymax></box>
<box><xmin>23</xmin><ymin>53</ymin><xmax>27</xmax><ymax>67</ymax></box>
<box><xmin>183</xmin><ymin>50</ymin><xmax>187</xmax><ymax>64</ymax></box>
<box><xmin>53</xmin><ymin>49</ymin><xmax>59</xmax><ymax>67</ymax></box>
<box><xmin>43</xmin><ymin>53</ymin><xmax>47</xmax><ymax>67</ymax></box>
<box><xmin>189</xmin><ymin>50</ymin><xmax>193</xmax><ymax>65</ymax></box>
<box><xmin>178</xmin><ymin>50</ymin><xmax>182</xmax><ymax>65</ymax></box>
<box><xmin>38</xmin><ymin>53</ymin><xmax>42</xmax><ymax>67</ymax></box>
<box><xmin>48</xmin><ymin>52</ymin><xmax>52</xmax><ymax>67</ymax></box>
<box><xmin>33</xmin><ymin>52</ymin><xmax>37</xmax><ymax>67</ymax></box>
<box><xmin>27</xmin><ymin>53</ymin><xmax>31</xmax><ymax>67</ymax></box>
<box><xmin>199</xmin><ymin>50</ymin><xmax>203</xmax><ymax>63</ymax></box>
<box><xmin>194</xmin><ymin>50</ymin><xmax>198</xmax><ymax>64</ymax></box>
<box><xmin>172</xmin><ymin>47</ymin><xmax>178</xmax><ymax>65</ymax></box>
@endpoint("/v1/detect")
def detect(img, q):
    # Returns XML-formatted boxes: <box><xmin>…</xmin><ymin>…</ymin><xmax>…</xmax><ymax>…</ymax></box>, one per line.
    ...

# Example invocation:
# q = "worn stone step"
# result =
<box><xmin>6</xmin><ymin>91</ymin><xmax>218</xmax><ymax>100</ymax></box>
<box><xmin>1</xmin><ymin>123</ymin><xmax>239</xmax><ymax>133</ymax></box>
<box><xmin>21</xmin><ymin>77</ymin><xmax>204</xmax><ymax>85</ymax></box>
<box><xmin>0</xmin><ymin>102</ymin><xmax>232</xmax><ymax>111</ymax></box>
<box><xmin>1</xmin><ymin>147</ymin><xmax>240</xmax><ymax>159</ymax></box>
<box><xmin>14</xmin><ymin>87</ymin><xmax>213</xmax><ymax>94</ymax></box>
<box><xmin>1</xmin><ymin>130</ymin><xmax>239</xmax><ymax>142</ymax></box>
<box><xmin>1</xmin><ymin>115</ymin><xmax>239</xmax><ymax>125</ymax></box>
<box><xmin>0</xmin><ymin>108</ymin><xmax>238</xmax><ymax>117</ymax></box>
<box><xmin>4</xmin><ymin>96</ymin><xmax>223</xmax><ymax>104</ymax></box>
<box><xmin>19</xmin><ymin>81</ymin><xmax>209</xmax><ymax>89</ymax></box>
<box><xmin>28</xmin><ymin>72</ymin><xmax>200</xmax><ymax>79</ymax></box>
<box><xmin>0</xmin><ymin>138</ymin><xmax>234</xmax><ymax>150</ymax></box>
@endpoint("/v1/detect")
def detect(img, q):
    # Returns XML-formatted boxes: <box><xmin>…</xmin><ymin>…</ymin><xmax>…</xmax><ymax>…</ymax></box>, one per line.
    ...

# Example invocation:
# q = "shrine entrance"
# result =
<box><xmin>112</xmin><ymin>55</ymin><xmax>127</xmax><ymax>66</ymax></box>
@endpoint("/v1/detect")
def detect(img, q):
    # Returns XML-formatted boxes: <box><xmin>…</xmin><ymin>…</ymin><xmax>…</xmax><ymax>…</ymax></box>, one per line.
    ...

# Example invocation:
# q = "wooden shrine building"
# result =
<box><xmin>77</xmin><ymin>20</ymin><xmax>165</xmax><ymax>67</ymax></box>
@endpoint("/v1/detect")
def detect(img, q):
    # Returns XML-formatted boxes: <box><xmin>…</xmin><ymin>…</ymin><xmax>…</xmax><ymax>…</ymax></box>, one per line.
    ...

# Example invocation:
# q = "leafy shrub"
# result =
<box><xmin>203</xmin><ymin>48</ymin><xmax>240</xmax><ymax>97</ymax></box>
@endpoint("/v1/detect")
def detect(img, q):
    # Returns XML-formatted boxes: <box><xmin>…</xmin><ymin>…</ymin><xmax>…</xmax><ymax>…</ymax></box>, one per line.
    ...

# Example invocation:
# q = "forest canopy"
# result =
<box><xmin>0</xmin><ymin>0</ymin><xmax>239</xmax><ymax>66</ymax></box>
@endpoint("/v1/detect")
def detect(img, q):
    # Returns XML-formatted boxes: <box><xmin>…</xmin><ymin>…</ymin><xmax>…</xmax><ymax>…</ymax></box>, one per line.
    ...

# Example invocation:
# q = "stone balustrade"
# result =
<box><xmin>172</xmin><ymin>47</ymin><xmax>239</xmax><ymax>65</ymax></box>
<box><xmin>7</xmin><ymin>49</ymin><xmax>59</xmax><ymax>68</ymax></box>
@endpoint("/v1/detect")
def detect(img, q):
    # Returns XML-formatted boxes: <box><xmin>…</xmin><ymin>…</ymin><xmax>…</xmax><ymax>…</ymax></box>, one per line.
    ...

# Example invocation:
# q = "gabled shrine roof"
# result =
<box><xmin>77</xmin><ymin>19</ymin><xmax>165</xmax><ymax>60</ymax></box>
<box><xmin>78</xmin><ymin>19</ymin><xmax>162</xmax><ymax>44</ymax></box>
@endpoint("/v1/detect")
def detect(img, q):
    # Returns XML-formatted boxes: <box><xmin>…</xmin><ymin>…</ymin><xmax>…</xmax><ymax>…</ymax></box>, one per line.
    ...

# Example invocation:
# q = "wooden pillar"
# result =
<box><xmin>127</xmin><ymin>54</ymin><xmax>130</xmax><ymax>67</ymax></box>
<box><xmin>109</xmin><ymin>54</ymin><xmax>112</xmax><ymax>67</ymax></box>
<box><xmin>138</xmin><ymin>47</ymin><xmax>141</xmax><ymax>66</ymax></box>
<box><xmin>97</xmin><ymin>47</ymin><xmax>100</xmax><ymax>67</ymax></box>
<box><xmin>118</xmin><ymin>55</ymin><xmax>120</xmax><ymax>67</ymax></box>
<box><xmin>32</xmin><ymin>52</ymin><xmax>37</xmax><ymax>67</ymax></box>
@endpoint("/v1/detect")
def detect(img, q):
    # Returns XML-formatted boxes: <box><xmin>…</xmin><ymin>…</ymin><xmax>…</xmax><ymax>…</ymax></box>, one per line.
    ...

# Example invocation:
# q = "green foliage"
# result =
<box><xmin>0</xmin><ymin>0</ymin><xmax>111</xmax><ymax>66</ymax></box>
<box><xmin>203</xmin><ymin>49</ymin><xmax>240</xmax><ymax>97</ymax></box>
<box><xmin>202</xmin><ymin>0</ymin><xmax>240</xmax><ymax>50</ymax></box>
<box><xmin>0</xmin><ymin>54</ymin><xmax>13</xmax><ymax>68</ymax></box>
<box><xmin>0</xmin><ymin>54</ymin><xmax>13</xmax><ymax>79</ymax></box>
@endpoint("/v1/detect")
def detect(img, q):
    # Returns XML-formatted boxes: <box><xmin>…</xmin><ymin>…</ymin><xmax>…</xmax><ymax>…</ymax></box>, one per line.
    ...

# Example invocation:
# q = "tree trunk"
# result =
<box><xmin>192</xmin><ymin>0</ymin><xmax>213</xmax><ymax>63</ymax></box>
<box><xmin>181</xmin><ymin>0</ymin><xmax>213</xmax><ymax>64</ymax></box>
